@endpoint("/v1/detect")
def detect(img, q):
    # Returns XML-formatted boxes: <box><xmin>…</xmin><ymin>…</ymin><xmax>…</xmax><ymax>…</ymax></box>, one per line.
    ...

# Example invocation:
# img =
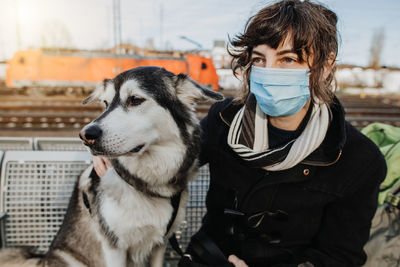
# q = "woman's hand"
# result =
<box><xmin>228</xmin><ymin>255</ymin><xmax>248</xmax><ymax>267</ymax></box>
<box><xmin>93</xmin><ymin>156</ymin><xmax>112</xmax><ymax>177</ymax></box>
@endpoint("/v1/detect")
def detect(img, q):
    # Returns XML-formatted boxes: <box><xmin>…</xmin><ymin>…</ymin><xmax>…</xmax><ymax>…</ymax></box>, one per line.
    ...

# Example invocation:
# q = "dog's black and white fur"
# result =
<box><xmin>0</xmin><ymin>66</ymin><xmax>222</xmax><ymax>267</ymax></box>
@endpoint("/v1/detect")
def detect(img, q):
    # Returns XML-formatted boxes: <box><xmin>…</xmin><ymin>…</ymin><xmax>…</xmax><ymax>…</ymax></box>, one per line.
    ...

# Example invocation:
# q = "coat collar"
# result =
<box><xmin>219</xmin><ymin>97</ymin><xmax>346</xmax><ymax>167</ymax></box>
<box><xmin>219</xmin><ymin>98</ymin><xmax>241</xmax><ymax>127</ymax></box>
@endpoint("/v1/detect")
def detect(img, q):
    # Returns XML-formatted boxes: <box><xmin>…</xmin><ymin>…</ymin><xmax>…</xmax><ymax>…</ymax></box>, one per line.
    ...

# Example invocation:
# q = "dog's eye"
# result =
<box><xmin>128</xmin><ymin>96</ymin><xmax>145</xmax><ymax>106</ymax></box>
<box><xmin>103</xmin><ymin>100</ymin><xmax>109</xmax><ymax>108</ymax></box>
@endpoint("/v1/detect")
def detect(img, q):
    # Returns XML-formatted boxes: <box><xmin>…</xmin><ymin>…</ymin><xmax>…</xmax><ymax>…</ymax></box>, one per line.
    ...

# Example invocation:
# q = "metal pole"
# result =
<box><xmin>113</xmin><ymin>0</ymin><xmax>122</xmax><ymax>74</ymax></box>
<box><xmin>14</xmin><ymin>0</ymin><xmax>22</xmax><ymax>50</ymax></box>
<box><xmin>159</xmin><ymin>3</ymin><xmax>163</xmax><ymax>50</ymax></box>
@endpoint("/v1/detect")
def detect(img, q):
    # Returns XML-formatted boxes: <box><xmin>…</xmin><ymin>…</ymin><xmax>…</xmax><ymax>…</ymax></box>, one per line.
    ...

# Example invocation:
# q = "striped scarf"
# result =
<box><xmin>227</xmin><ymin>94</ymin><xmax>331</xmax><ymax>171</ymax></box>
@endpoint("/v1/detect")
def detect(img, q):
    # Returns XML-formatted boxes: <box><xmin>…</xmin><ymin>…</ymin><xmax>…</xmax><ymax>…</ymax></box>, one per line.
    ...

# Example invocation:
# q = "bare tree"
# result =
<box><xmin>369</xmin><ymin>28</ymin><xmax>385</xmax><ymax>69</ymax></box>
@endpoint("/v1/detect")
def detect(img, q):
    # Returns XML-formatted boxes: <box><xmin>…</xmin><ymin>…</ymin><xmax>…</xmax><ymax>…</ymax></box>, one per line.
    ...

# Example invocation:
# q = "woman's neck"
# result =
<box><xmin>268</xmin><ymin>99</ymin><xmax>311</xmax><ymax>131</ymax></box>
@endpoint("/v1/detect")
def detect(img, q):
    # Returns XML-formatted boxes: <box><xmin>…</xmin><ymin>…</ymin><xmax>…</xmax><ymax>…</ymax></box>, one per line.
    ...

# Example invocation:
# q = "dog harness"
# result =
<box><xmin>111</xmin><ymin>160</ymin><xmax>186</xmax><ymax>199</ymax></box>
<box><xmin>87</xmin><ymin>167</ymin><xmax>185</xmax><ymax>256</ymax></box>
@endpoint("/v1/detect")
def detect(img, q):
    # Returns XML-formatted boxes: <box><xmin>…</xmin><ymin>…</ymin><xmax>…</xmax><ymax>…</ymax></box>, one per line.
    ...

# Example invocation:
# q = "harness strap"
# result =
<box><xmin>167</xmin><ymin>190</ymin><xmax>183</xmax><ymax>233</ymax></box>
<box><xmin>111</xmin><ymin>161</ymin><xmax>176</xmax><ymax>199</ymax></box>
<box><xmin>167</xmin><ymin>190</ymin><xmax>185</xmax><ymax>257</ymax></box>
<box><xmin>190</xmin><ymin>230</ymin><xmax>230</xmax><ymax>265</ymax></box>
<box><xmin>167</xmin><ymin>193</ymin><xmax>229</xmax><ymax>265</ymax></box>
<box><xmin>169</xmin><ymin>234</ymin><xmax>185</xmax><ymax>257</ymax></box>
<box><xmin>170</xmin><ymin>229</ymin><xmax>233</xmax><ymax>266</ymax></box>
<box><xmin>175</xmin><ymin>230</ymin><xmax>233</xmax><ymax>266</ymax></box>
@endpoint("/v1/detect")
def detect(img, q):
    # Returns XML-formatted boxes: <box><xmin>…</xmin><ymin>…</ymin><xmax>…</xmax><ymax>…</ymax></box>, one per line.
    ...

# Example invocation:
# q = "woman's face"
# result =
<box><xmin>251</xmin><ymin>36</ymin><xmax>310</xmax><ymax>69</ymax></box>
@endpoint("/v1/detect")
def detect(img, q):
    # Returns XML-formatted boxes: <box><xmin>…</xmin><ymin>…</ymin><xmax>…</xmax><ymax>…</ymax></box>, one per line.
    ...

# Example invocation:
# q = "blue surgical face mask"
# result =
<box><xmin>249</xmin><ymin>66</ymin><xmax>310</xmax><ymax>117</ymax></box>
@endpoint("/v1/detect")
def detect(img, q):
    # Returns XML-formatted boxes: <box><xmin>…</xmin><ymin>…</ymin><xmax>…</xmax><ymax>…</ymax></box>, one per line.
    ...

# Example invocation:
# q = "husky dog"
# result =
<box><xmin>0</xmin><ymin>66</ymin><xmax>222</xmax><ymax>267</ymax></box>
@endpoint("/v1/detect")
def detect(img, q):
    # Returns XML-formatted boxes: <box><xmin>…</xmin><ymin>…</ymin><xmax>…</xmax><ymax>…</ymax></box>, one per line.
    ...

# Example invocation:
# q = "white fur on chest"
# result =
<box><xmin>99</xmin><ymin>168</ymin><xmax>173</xmax><ymax>250</ymax></box>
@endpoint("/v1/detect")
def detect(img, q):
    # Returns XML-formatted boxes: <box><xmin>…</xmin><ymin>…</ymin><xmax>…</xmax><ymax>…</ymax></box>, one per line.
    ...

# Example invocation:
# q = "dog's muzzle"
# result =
<box><xmin>79</xmin><ymin>124</ymin><xmax>103</xmax><ymax>146</ymax></box>
<box><xmin>80</xmin><ymin>124</ymin><xmax>145</xmax><ymax>155</ymax></box>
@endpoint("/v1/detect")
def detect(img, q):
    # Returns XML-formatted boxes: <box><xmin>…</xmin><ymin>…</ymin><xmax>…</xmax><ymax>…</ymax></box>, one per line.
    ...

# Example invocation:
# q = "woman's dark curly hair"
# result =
<box><xmin>229</xmin><ymin>0</ymin><xmax>339</xmax><ymax>104</ymax></box>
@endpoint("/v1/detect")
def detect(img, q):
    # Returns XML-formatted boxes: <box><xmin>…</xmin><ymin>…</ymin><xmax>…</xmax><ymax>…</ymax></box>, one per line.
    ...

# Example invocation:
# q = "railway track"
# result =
<box><xmin>0</xmin><ymin>93</ymin><xmax>399</xmax><ymax>134</ymax></box>
<box><xmin>337</xmin><ymin>94</ymin><xmax>400</xmax><ymax>128</ymax></box>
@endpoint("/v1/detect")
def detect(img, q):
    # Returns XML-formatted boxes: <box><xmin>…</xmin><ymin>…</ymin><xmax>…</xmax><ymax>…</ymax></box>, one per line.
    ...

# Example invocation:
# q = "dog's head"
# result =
<box><xmin>79</xmin><ymin>66</ymin><xmax>222</xmax><ymax>157</ymax></box>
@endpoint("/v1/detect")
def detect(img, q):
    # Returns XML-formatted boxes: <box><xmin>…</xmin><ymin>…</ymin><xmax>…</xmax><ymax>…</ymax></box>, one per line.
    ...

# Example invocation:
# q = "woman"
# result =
<box><xmin>95</xmin><ymin>1</ymin><xmax>387</xmax><ymax>266</ymax></box>
<box><xmin>178</xmin><ymin>0</ymin><xmax>386</xmax><ymax>266</ymax></box>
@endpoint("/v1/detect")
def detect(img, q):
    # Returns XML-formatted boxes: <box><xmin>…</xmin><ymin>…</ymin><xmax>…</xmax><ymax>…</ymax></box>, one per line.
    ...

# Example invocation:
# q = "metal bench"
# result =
<box><xmin>0</xmin><ymin>151</ymin><xmax>92</xmax><ymax>252</ymax></box>
<box><xmin>0</xmin><ymin>149</ymin><xmax>209</xmax><ymax>259</ymax></box>
<box><xmin>33</xmin><ymin>137</ymin><xmax>87</xmax><ymax>151</ymax></box>
<box><xmin>0</xmin><ymin>137</ymin><xmax>34</xmax><ymax>151</ymax></box>
<box><xmin>166</xmin><ymin>165</ymin><xmax>209</xmax><ymax>258</ymax></box>
<box><xmin>0</xmin><ymin>151</ymin><xmax>4</xmax><ymax>248</ymax></box>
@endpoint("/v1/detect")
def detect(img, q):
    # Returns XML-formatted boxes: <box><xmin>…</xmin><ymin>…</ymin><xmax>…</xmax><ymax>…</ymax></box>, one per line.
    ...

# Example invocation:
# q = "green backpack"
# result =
<box><xmin>362</xmin><ymin>123</ymin><xmax>400</xmax><ymax>267</ymax></box>
<box><xmin>362</xmin><ymin>123</ymin><xmax>400</xmax><ymax>207</ymax></box>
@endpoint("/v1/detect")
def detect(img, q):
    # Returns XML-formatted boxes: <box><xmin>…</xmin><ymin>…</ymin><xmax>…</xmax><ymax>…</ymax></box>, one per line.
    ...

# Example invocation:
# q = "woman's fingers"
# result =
<box><xmin>228</xmin><ymin>255</ymin><xmax>248</xmax><ymax>267</ymax></box>
<box><xmin>93</xmin><ymin>156</ymin><xmax>110</xmax><ymax>177</ymax></box>
<box><xmin>104</xmin><ymin>157</ymin><xmax>112</xmax><ymax>168</ymax></box>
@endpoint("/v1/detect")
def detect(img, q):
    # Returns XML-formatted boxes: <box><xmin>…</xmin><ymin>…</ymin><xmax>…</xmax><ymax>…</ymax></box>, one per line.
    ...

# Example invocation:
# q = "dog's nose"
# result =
<box><xmin>79</xmin><ymin>125</ymin><xmax>103</xmax><ymax>145</ymax></box>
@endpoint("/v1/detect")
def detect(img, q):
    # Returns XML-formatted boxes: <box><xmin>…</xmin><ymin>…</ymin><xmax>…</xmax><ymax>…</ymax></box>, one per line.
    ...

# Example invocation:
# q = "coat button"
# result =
<box><xmin>303</xmin><ymin>169</ymin><xmax>310</xmax><ymax>176</ymax></box>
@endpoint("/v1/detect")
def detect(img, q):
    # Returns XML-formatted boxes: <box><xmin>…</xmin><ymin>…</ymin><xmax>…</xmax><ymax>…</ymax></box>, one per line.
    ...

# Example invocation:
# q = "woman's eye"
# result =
<box><xmin>103</xmin><ymin>100</ymin><xmax>109</xmax><ymax>108</ymax></box>
<box><xmin>282</xmin><ymin>57</ymin><xmax>297</xmax><ymax>64</ymax></box>
<box><xmin>128</xmin><ymin>96</ymin><xmax>145</xmax><ymax>106</ymax></box>
<box><xmin>252</xmin><ymin>57</ymin><xmax>265</xmax><ymax>65</ymax></box>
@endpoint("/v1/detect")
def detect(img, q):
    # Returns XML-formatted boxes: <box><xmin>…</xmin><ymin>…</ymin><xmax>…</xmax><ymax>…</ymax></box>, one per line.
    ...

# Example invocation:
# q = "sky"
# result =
<box><xmin>0</xmin><ymin>0</ymin><xmax>399</xmax><ymax>67</ymax></box>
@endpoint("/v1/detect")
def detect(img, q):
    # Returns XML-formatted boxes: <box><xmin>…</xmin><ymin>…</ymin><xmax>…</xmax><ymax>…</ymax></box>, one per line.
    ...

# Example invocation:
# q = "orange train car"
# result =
<box><xmin>5</xmin><ymin>50</ymin><xmax>219</xmax><ymax>93</ymax></box>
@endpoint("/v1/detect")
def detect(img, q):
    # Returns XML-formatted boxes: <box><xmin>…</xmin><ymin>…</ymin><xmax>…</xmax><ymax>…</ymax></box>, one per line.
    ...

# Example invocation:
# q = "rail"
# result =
<box><xmin>1</xmin><ymin>94</ymin><xmax>400</xmax><ymax>131</ymax></box>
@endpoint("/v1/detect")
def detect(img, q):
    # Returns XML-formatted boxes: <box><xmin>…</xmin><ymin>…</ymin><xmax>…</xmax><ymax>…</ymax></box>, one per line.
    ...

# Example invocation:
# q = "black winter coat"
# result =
<box><xmin>189</xmin><ymin>98</ymin><xmax>387</xmax><ymax>267</ymax></box>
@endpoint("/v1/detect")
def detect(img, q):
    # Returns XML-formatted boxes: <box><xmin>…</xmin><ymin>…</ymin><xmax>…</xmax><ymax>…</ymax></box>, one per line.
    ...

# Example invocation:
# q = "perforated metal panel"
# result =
<box><xmin>166</xmin><ymin>165</ymin><xmax>210</xmax><ymax>258</ymax></box>
<box><xmin>34</xmin><ymin>137</ymin><xmax>87</xmax><ymax>151</ymax></box>
<box><xmin>0</xmin><ymin>151</ymin><xmax>4</xmax><ymax>249</ymax></box>
<box><xmin>0</xmin><ymin>152</ymin><xmax>209</xmax><ymax>257</ymax></box>
<box><xmin>0</xmin><ymin>137</ymin><xmax>34</xmax><ymax>151</ymax></box>
<box><xmin>0</xmin><ymin>151</ymin><xmax>92</xmax><ymax>253</ymax></box>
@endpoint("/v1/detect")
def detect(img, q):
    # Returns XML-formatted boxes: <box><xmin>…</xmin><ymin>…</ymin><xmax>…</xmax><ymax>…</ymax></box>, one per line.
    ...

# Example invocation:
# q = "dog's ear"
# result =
<box><xmin>174</xmin><ymin>74</ymin><xmax>223</xmax><ymax>106</ymax></box>
<box><xmin>82</xmin><ymin>79</ymin><xmax>110</xmax><ymax>105</ymax></box>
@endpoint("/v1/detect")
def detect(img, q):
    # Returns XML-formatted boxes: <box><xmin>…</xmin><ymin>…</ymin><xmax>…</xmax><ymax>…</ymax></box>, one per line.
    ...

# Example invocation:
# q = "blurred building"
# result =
<box><xmin>110</xmin><ymin>43</ymin><xmax>184</xmax><ymax>58</ymax></box>
<box><xmin>211</xmin><ymin>40</ymin><xmax>242</xmax><ymax>90</ymax></box>
<box><xmin>211</xmin><ymin>40</ymin><xmax>231</xmax><ymax>69</ymax></box>
<box><xmin>336</xmin><ymin>66</ymin><xmax>400</xmax><ymax>93</ymax></box>
<box><xmin>110</xmin><ymin>43</ymin><xmax>142</xmax><ymax>55</ymax></box>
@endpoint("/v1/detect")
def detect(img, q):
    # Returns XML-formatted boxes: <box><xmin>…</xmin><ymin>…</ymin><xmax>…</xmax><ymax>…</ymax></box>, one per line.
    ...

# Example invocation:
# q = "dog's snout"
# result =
<box><xmin>79</xmin><ymin>125</ymin><xmax>103</xmax><ymax>144</ymax></box>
